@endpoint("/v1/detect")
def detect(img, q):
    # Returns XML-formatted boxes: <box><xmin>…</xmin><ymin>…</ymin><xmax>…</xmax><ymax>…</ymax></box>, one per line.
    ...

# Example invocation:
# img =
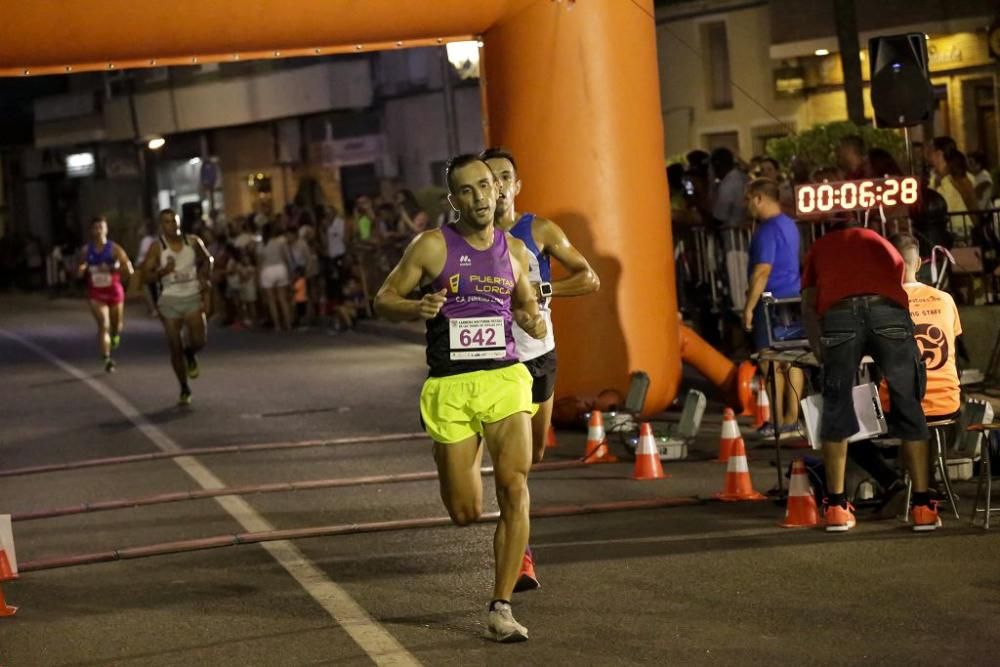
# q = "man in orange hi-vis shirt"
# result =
<box><xmin>852</xmin><ymin>233</ymin><xmax>963</xmax><ymax>516</ymax></box>
<box><xmin>891</xmin><ymin>233</ymin><xmax>962</xmax><ymax>418</ymax></box>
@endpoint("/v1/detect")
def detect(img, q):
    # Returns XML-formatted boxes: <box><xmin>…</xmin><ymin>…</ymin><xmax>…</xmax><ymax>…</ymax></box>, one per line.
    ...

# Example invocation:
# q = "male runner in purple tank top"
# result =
<box><xmin>375</xmin><ymin>154</ymin><xmax>547</xmax><ymax>643</ymax></box>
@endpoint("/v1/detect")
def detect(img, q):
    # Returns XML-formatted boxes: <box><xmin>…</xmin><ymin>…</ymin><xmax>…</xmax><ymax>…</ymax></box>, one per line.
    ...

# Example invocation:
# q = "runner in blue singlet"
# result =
<box><xmin>482</xmin><ymin>147</ymin><xmax>601</xmax><ymax>592</ymax></box>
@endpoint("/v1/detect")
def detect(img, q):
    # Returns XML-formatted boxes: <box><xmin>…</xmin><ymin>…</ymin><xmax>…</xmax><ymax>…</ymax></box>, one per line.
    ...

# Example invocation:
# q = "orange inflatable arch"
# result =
<box><xmin>0</xmin><ymin>0</ymin><xmax>732</xmax><ymax>413</ymax></box>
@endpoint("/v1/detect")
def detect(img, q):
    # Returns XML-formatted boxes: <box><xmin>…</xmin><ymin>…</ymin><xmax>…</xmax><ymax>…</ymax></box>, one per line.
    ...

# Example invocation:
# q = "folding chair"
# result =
<box><xmin>903</xmin><ymin>418</ymin><xmax>960</xmax><ymax>521</ymax></box>
<box><xmin>970</xmin><ymin>424</ymin><xmax>1000</xmax><ymax>529</ymax></box>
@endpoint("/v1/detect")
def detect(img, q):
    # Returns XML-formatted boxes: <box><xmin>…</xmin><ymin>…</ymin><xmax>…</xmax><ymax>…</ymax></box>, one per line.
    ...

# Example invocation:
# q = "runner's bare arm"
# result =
<box><xmin>112</xmin><ymin>243</ymin><xmax>135</xmax><ymax>284</ymax></box>
<box><xmin>509</xmin><ymin>239</ymin><xmax>546</xmax><ymax>339</ymax></box>
<box><xmin>534</xmin><ymin>217</ymin><xmax>599</xmax><ymax>297</ymax></box>
<box><xmin>375</xmin><ymin>232</ymin><xmax>445</xmax><ymax>321</ymax></box>
<box><xmin>140</xmin><ymin>242</ymin><xmax>167</xmax><ymax>284</ymax></box>
<box><xmin>189</xmin><ymin>235</ymin><xmax>215</xmax><ymax>290</ymax></box>
<box><xmin>75</xmin><ymin>247</ymin><xmax>88</xmax><ymax>278</ymax></box>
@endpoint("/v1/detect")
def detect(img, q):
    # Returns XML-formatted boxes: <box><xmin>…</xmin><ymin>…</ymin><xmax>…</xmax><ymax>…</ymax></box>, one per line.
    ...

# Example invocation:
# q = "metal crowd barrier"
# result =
<box><xmin>673</xmin><ymin>209</ymin><xmax>1000</xmax><ymax>313</ymax></box>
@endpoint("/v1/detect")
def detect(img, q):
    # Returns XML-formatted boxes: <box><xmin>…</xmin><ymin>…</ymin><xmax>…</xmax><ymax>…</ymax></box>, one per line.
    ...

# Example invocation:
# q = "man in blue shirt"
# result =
<box><xmin>743</xmin><ymin>177</ymin><xmax>803</xmax><ymax>436</ymax></box>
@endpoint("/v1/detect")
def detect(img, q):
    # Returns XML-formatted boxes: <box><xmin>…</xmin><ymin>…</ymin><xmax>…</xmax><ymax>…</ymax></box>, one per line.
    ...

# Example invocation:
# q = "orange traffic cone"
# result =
<box><xmin>718</xmin><ymin>408</ymin><xmax>742</xmax><ymax>463</ymax></box>
<box><xmin>546</xmin><ymin>425</ymin><xmax>558</xmax><ymax>449</ymax></box>
<box><xmin>632</xmin><ymin>423</ymin><xmax>667</xmax><ymax>480</ymax></box>
<box><xmin>0</xmin><ymin>549</ymin><xmax>17</xmax><ymax>617</ymax></box>
<box><xmin>780</xmin><ymin>458</ymin><xmax>819</xmax><ymax>528</ymax></box>
<box><xmin>752</xmin><ymin>387</ymin><xmax>771</xmax><ymax>429</ymax></box>
<box><xmin>714</xmin><ymin>437</ymin><xmax>766</xmax><ymax>501</ymax></box>
<box><xmin>583</xmin><ymin>411</ymin><xmax>617</xmax><ymax>463</ymax></box>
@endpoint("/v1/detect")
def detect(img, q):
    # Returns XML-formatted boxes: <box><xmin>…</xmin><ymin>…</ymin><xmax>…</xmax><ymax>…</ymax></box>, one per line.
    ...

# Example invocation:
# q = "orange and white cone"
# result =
<box><xmin>0</xmin><ymin>549</ymin><xmax>17</xmax><ymax>617</ymax></box>
<box><xmin>714</xmin><ymin>437</ymin><xmax>766</xmax><ymax>501</ymax></box>
<box><xmin>632</xmin><ymin>423</ymin><xmax>667</xmax><ymax>480</ymax></box>
<box><xmin>780</xmin><ymin>458</ymin><xmax>819</xmax><ymax>528</ymax></box>
<box><xmin>718</xmin><ymin>408</ymin><xmax>742</xmax><ymax>463</ymax></box>
<box><xmin>752</xmin><ymin>387</ymin><xmax>772</xmax><ymax>429</ymax></box>
<box><xmin>546</xmin><ymin>425</ymin><xmax>558</xmax><ymax>449</ymax></box>
<box><xmin>583</xmin><ymin>411</ymin><xmax>617</xmax><ymax>463</ymax></box>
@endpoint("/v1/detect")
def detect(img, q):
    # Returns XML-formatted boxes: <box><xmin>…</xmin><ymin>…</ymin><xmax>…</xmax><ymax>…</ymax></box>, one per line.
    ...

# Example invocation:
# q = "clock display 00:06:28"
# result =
<box><xmin>794</xmin><ymin>176</ymin><xmax>919</xmax><ymax>216</ymax></box>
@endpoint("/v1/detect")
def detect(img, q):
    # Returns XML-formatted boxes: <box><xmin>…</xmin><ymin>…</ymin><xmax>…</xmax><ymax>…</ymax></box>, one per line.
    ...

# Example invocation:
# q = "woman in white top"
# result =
<box><xmin>256</xmin><ymin>222</ymin><xmax>294</xmax><ymax>331</ymax></box>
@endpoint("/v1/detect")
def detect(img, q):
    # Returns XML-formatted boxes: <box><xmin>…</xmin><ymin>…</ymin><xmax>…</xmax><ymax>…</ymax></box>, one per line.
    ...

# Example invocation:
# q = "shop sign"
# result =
<box><xmin>313</xmin><ymin>135</ymin><xmax>385</xmax><ymax>168</ymax></box>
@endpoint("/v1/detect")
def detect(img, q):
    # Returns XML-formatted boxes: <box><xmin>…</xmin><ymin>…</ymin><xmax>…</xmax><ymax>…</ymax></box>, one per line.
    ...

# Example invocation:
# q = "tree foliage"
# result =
<box><xmin>765</xmin><ymin>121</ymin><xmax>905</xmax><ymax>172</ymax></box>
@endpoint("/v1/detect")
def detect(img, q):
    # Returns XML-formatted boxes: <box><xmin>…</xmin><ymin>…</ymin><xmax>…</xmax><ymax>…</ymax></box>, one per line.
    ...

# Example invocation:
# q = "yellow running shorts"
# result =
<box><xmin>420</xmin><ymin>364</ymin><xmax>537</xmax><ymax>444</ymax></box>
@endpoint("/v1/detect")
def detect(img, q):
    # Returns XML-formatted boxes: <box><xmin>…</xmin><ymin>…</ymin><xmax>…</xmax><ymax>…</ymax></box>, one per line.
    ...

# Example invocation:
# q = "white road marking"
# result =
<box><xmin>1</xmin><ymin>328</ymin><xmax>421</xmax><ymax>667</ymax></box>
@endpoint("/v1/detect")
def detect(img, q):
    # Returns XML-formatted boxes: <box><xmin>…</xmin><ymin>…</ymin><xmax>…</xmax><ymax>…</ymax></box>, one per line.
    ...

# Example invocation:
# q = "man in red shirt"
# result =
<box><xmin>802</xmin><ymin>223</ymin><xmax>938</xmax><ymax>532</ymax></box>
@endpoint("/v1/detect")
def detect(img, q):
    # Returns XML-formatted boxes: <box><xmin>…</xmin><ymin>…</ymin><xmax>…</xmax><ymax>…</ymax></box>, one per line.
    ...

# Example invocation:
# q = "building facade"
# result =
<box><xmin>657</xmin><ymin>0</ymin><xmax>998</xmax><ymax>163</ymax></box>
<box><xmin>9</xmin><ymin>1</ymin><xmax>998</xmax><ymax>250</ymax></box>
<box><xmin>6</xmin><ymin>48</ymin><xmax>482</xmax><ymax>250</ymax></box>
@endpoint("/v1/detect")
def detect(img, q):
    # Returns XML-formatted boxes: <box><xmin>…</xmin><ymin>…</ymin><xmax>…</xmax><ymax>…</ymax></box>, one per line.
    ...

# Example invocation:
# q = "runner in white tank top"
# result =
<box><xmin>140</xmin><ymin>208</ymin><xmax>214</xmax><ymax>406</ymax></box>
<box><xmin>483</xmin><ymin>147</ymin><xmax>601</xmax><ymax>593</ymax></box>
<box><xmin>158</xmin><ymin>235</ymin><xmax>200</xmax><ymax>299</ymax></box>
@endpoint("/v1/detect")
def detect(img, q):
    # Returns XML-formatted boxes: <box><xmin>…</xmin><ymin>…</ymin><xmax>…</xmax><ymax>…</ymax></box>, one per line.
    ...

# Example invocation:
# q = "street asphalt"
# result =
<box><xmin>1</xmin><ymin>293</ymin><xmax>998</xmax><ymax>666</ymax></box>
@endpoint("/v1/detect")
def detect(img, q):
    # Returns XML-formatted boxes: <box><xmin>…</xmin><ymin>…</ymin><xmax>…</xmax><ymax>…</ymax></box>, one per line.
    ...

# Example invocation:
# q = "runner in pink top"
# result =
<box><xmin>77</xmin><ymin>216</ymin><xmax>133</xmax><ymax>372</ymax></box>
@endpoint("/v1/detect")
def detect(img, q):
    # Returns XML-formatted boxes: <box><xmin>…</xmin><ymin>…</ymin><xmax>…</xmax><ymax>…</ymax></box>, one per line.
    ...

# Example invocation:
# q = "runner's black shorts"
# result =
<box><xmin>522</xmin><ymin>349</ymin><xmax>557</xmax><ymax>404</ymax></box>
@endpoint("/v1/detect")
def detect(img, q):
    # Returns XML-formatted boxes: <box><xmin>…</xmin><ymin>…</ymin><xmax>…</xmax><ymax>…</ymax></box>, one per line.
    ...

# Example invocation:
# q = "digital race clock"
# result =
<box><xmin>794</xmin><ymin>176</ymin><xmax>919</xmax><ymax>217</ymax></box>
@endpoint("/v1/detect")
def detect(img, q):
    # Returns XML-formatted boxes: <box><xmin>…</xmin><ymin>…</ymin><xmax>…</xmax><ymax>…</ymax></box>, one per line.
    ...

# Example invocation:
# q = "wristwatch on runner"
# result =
<box><xmin>538</xmin><ymin>282</ymin><xmax>553</xmax><ymax>299</ymax></box>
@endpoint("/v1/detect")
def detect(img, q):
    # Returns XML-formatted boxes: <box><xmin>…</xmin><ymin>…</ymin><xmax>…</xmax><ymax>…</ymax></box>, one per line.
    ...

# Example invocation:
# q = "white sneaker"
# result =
<box><xmin>485</xmin><ymin>601</ymin><xmax>529</xmax><ymax>643</ymax></box>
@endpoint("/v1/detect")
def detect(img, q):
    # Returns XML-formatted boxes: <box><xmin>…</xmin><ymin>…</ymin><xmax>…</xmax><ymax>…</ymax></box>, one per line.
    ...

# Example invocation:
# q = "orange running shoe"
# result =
<box><xmin>911</xmin><ymin>500</ymin><xmax>942</xmax><ymax>532</ymax></box>
<box><xmin>823</xmin><ymin>500</ymin><xmax>857</xmax><ymax>533</ymax></box>
<box><xmin>513</xmin><ymin>548</ymin><xmax>540</xmax><ymax>593</ymax></box>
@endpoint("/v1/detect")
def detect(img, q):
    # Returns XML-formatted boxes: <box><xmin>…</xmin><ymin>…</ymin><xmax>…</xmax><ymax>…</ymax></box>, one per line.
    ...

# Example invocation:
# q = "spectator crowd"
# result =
<box><xmin>194</xmin><ymin>187</ymin><xmax>448</xmax><ymax>333</ymax></box>
<box><xmin>3</xmin><ymin>133</ymin><xmax>999</xmax><ymax>345</ymax></box>
<box><xmin>0</xmin><ymin>185</ymin><xmax>452</xmax><ymax>337</ymax></box>
<box><xmin>667</xmin><ymin>134</ymin><xmax>1000</xmax><ymax>350</ymax></box>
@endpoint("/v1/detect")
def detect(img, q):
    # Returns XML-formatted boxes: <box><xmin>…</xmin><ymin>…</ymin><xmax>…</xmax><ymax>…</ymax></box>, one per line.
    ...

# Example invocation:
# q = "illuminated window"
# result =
<box><xmin>66</xmin><ymin>152</ymin><xmax>96</xmax><ymax>178</ymax></box>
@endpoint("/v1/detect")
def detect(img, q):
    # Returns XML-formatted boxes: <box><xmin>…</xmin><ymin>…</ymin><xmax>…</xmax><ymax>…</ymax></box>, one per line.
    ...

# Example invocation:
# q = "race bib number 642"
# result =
<box><xmin>449</xmin><ymin>316</ymin><xmax>506</xmax><ymax>360</ymax></box>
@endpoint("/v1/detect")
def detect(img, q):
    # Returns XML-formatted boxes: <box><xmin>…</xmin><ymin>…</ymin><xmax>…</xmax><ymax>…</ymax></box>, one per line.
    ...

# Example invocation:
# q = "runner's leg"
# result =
<box><xmin>432</xmin><ymin>436</ymin><xmax>484</xmax><ymax>526</ymax></box>
<box><xmin>483</xmin><ymin>411</ymin><xmax>532</xmax><ymax>602</ymax></box>
<box><xmin>162</xmin><ymin>318</ymin><xmax>188</xmax><ymax>390</ymax></box>
<box><xmin>88</xmin><ymin>300</ymin><xmax>111</xmax><ymax>359</ymax></box>
<box><xmin>184</xmin><ymin>307</ymin><xmax>207</xmax><ymax>355</ymax></box>
<box><xmin>529</xmin><ymin>395</ymin><xmax>554</xmax><ymax>464</ymax></box>
<box><xmin>179</xmin><ymin>305</ymin><xmax>207</xmax><ymax>379</ymax></box>
<box><xmin>109</xmin><ymin>301</ymin><xmax>124</xmax><ymax>343</ymax></box>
